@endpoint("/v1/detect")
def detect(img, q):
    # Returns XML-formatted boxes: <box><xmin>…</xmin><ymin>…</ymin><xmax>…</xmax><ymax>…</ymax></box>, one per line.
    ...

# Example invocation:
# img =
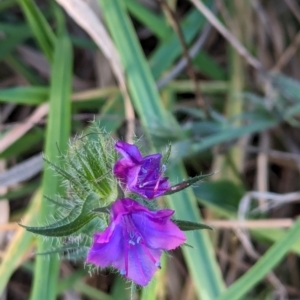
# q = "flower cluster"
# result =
<box><xmin>21</xmin><ymin>133</ymin><xmax>211</xmax><ymax>289</ymax></box>
<box><xmin>86</xmin><ymin>141</ymin><xmax>186</xmax><ymax>286</ymax></box>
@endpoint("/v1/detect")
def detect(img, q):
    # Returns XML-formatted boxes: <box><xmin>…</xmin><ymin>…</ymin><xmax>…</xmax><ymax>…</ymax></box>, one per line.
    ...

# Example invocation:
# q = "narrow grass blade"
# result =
<box><xmin>172</xmin><ymin>118</ymin><xmax>277</xmax><ymax>162</ymax></box>
<box><xmin>5</xmin><ymin>54</ymin><xmax>45</xmax><ymax>85</ymax></box>
<box><xmin>56</xmin><ymin>269</ymin><xmax>87</xmax><ymax>295</ymax></box>
<box><xmin>150</xmin><ymin>4</ymin><xmax>211</xmax><ymax>79</ymax></box>
<box><xmin>98</xmin><ymin>1</ymin><xmax>225</xmax><ymax>299</ymax></box>
<box><xmin>96</xmin><ymin>95</ymin><xmax>125</xmax><ymax>132</ymax></box>
<box><xmin>0</xmin><ymin>129</ymin><xmax>44</xmax><ymax>159</ymax></box>
<box><xmin>0</xmin><ymin>189</ymin><xmax>41</xmax><ymax>294</ymax></box>
<box><xmin>0</xmin><ymin>87</ymin><xmax>48</xmax><ymax>105</ymax></box>
<box><xmin>111</xmin><ymin>277</ymin><xmax>128</xmax><ymax>300</ymax></box>
<box><xmin>0</xmin><ymin>29</ymin><xmax>31</xmax><ymax>60</ymax></box>
<box><xmin>18</xmin><ymin>0</ymin><xmax>56</xmax><ymax>61</ymax></box>
<box><xmin>73</xmin><ymin>282</ymin><xmax>112</xmax><ymax>300</ymax></box>
<box><xmin>124</xmin><ymin>0</ymin><xmax>170</xmax><ymax>39</ymax></box>
<box><xmin>168</xmin><ymin>80</ymin><xmax>229</xmax><ymax>93</ymax></box>
<box><xmin>193</xmin><ymin>51</ymin><xmax>227</xmax><ymax>80</ymax></box>
<box><xmin>29</xmin><ymin>35</ymin><xmax>72</xmax><ymax>300</ymax></box>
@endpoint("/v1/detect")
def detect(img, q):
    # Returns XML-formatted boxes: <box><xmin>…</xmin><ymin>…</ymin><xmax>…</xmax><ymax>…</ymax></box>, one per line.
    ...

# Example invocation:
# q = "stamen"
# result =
<box><xmin>139</xmin><ymin>179</ymin><xmax>157</xmax><ymax>188</ymax></box>
<box><xmin>152</xmin><ymin>175</ymin><xmax>163</xmax><ymax>198</ymax></box>
<box><xmin>120</xmin><ymin>269</ymin><xmax>126</xmax><ymax>275</ymax></box>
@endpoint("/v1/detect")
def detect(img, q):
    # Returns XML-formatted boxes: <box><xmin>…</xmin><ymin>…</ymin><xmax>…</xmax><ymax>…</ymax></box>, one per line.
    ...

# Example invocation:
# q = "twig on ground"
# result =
<box><xmin>189</xmin><ymin>0</ymin><xmax>263</xmax><ymax>71</ymax></box>
<box><xmin>207</xmin><ymin>219</ymin><xmax>294</xmax><ymax>229</ymax></box>
<box><xmin>156</xmin><ymin>23</ymin><xmax>212</xmax><ymax>89</ymax></box>
<box><xmin>157</xmin><ymin>0</ymin><xmax>209</xmax><ymax>116</ymax></box>
<box><xmin>0</xmin><ymin>103</ymin><xmax>49</xmax><ymax>154</ymax></box>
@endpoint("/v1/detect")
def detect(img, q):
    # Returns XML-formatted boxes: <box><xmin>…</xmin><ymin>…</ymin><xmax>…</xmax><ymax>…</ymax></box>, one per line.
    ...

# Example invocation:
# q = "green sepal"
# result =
<box><xmin>19</xmin><ymin>193</ymin><xmax>100</xmax><ymax>237</ymax></box>
<box><xmin>174</xmin><ymin>219</ymin><xmax>213</xmax><ymax>231</ymax></box>
<box><xmin>164</xmin><ymin>173</ymin><xmax>214</xmax><ymax>196</ymax></box>
<box><xmin>43</xmin><ymin>156</ymin><xmax>81</xmax><ymax>189</ymax></box>
<box><xmin>44</xmin><ymin>195</ymin><xmax>73</xmax><ymax>210</ymax></box>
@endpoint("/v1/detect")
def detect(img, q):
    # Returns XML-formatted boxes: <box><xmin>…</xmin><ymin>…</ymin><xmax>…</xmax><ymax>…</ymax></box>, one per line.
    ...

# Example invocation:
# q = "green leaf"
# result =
<box><xmin>0</xmin><ymin>190</ymin><xmax>41</xmax><ymax>295</ymax></box>
<box><xmin>168</xmin><ymin>80</ymin><xmax>229</xmax><ymax>94</ymax></box>
<box><xmin>124</xmin><ymin>0</ymin><xmax>170</xmax><ymax>39</ymax></box>
<box><xmin>57</xmin><ymin>269</ymin><xmax>88</xmax><ymax>295</ymax></box>
<box><xmin>18</xmin><ymin>0</ymin><xmax>56</xmax><ymax>61</ymax></box>
<box><xmin>171</xmin><ymin>117</ymin><xmax>277</xmax><ymax>162</ymax></box>
<box><xmin>193</xmin><ymin>51</ymin><xmax>227</xmax><ymax>80</ymax></box>
<box><xmin>111</xmin><ymin>277</ymin><xmax>128</xmax><ymax>300</ymax></box>
<box><xmin>73</xmin><ymin>281</ymin><xmax>112</xmax><ymax>300</ymax></box>
<box><xmin>20</xmin><ymin>193</ymin><xmax>99</xmax><ymax>237</ymax></box>
<box><xmin>96</xmin><ymin>95</ymin><xmax>125</xmax><ymax>132</ymax></box>
<box><xmin>0</xmin><ymin>86</ymin><xmax>48</xmax><ymax>105</ymax></box>
<box><xmin>193</xmin><ymin>180</ymin><xmax>244</xmax><ymax>215</ymax></box>
<box><xmin>29</xmin><ymin>34</ymin><xmax>72</xmax><ymax>300</ymax></box>
<box><xmin>0</xmin><ymin>32</ymin><xmax>31</xmax><ymax>61</ymax></box>
<box><xmin>271</xmin><ymin>73</ymin><xmax>300</xmax><ymax>102</ymax></box>
<box><xmin>5</xmin><ymin>54</ymin><xmax>45</xmax><ymax>85</ymax></box>
<box><xmin>164</xmin><ymin>172</ymin><xmax>213</xmax><ymax>195</ymax></box>
<box><xmin>0</xmin><ymin>128</ymin><xmax>44</xmax><ymax>159</ymax></box>
<box><xmin>174</xmin><ymin>219</ymin><xmax>212</xmax><ymax>231</ymax></box>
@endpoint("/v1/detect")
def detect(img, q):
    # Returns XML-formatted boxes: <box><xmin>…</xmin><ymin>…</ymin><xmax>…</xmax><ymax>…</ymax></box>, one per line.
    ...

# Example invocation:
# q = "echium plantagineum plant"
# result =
<box><xmin>20</xmin><ymin>125</ymin><xmax>212</xmax><ymax>289</ymax></box>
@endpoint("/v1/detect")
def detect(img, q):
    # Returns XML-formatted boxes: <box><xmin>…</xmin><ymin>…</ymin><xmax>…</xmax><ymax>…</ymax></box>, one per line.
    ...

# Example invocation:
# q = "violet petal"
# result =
<box><xmin>115</xmin><ymin>141</ymin><xmax>142</xmax><ymax>163</ymax></box>
<box><xmin>132</xmin><ymin>211</ymin><xmax>186</xmax><ymax>250</ymax></box>
<box><xmin>86</xmin><ymin>224</ymin><xmax>124</xmax><ymax>268</ymax></box>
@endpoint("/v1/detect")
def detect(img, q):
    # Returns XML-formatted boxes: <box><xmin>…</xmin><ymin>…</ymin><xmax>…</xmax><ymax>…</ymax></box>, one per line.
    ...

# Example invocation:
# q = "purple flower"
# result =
<box><xmin>113</xmin><ymin>141</ymin><xmax>169</xmax><ymax>199</ymax></box>
<box><xmin>86</xmin><ymin>198</ymin><xmax>186</xmax><ymax>286</ymax></box>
